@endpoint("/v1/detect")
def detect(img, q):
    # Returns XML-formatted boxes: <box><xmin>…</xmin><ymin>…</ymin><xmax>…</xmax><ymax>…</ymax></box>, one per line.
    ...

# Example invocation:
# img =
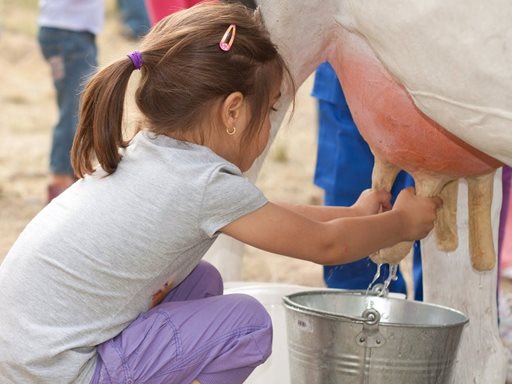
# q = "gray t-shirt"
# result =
<box><xmin>0</xmin><ymin>131</ymin><xmax>267</xmax><ymax>383</ymax></box>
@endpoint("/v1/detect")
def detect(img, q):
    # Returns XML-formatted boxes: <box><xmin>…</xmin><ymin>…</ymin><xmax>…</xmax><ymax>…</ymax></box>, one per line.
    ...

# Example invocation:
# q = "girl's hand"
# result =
<box><xmin>393</xmin><ymin>187</ymin><xmax>443</xmax><ymax>240</ymax></box>
<box><xmin>352</xmin><ymin>189</ymin><xmax>392</xmax><ymax>216</ymax></box>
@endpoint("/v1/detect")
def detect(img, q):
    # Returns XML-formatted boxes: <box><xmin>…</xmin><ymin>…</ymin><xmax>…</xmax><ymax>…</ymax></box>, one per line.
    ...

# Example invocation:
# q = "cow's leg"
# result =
<box><xmin>422</xmin><ymin>172</ymin><xmax>506</xmax><ymax>384</ymax></box>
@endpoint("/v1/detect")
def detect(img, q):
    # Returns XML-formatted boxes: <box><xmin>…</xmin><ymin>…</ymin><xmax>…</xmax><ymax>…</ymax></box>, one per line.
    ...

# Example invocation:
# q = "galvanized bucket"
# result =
<box><xmin>283</xmin><ymin>290</ymin><xmax>468</xmax><ymax>384</ymax></box>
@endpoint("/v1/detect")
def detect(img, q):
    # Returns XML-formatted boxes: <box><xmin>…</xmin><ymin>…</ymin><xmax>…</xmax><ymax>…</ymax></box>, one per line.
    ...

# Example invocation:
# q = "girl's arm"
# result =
<box><xmin>276</xmin><ymin>189</ymin><xmax>392</xmax><ymax>221</ymax></box>
<box><xmin>220</xmin><ymin>188</ymin><xmax>441</xmax><ymax>266</ymax></box>
<box><xmin>276</xmin><ymin>202</ymin><xmax>358</xmax><ymax>221</ymax></box>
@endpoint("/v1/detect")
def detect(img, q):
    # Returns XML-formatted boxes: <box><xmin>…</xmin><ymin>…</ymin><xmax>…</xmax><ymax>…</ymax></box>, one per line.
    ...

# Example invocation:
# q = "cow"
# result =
<box><xmin>207</xmin><ymin>1</ymin><xmax>512</xmax><ymax>382</ymax></box>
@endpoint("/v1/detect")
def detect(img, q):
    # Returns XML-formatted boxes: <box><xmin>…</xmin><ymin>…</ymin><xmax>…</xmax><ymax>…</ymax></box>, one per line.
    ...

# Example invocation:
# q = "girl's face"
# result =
<box><xmin>236</xmin><ymin>89</ymin><xmax>282</xmax><ymax>172</ymax></box>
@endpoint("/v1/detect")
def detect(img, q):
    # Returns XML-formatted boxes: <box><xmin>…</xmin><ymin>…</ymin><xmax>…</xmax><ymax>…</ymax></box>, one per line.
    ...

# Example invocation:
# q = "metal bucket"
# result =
<box><xmin>283</xmin><ymin>290</ymin><xmax>468</xmax><ymax>384</ymax></box>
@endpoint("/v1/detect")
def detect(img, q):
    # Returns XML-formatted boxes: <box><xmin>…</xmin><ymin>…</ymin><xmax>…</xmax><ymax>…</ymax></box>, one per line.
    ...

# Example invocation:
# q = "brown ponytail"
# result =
<box><xmin>71</xmin><ymin>58</ymin><xmax>135</xmax><ymax>177</ymax></box>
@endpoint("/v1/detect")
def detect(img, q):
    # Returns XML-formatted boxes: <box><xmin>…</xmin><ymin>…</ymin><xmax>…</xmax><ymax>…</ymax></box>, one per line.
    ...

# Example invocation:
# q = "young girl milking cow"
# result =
<box><xmin>0</xmin><ymin>3</ymin><xmax>442</xmax><ymax>384</ymax></box>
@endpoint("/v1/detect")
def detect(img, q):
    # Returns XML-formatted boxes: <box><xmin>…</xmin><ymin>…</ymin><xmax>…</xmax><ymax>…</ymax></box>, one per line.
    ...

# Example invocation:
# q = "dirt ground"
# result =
<box><xmin>1</xmin><ymin>0</ymin><xmax>512</xmax><ymax>379</ymax></box>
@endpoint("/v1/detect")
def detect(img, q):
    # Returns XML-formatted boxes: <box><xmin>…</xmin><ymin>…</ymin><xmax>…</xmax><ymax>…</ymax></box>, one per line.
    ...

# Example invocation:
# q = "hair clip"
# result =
<box><xmin>127</xmin><ymin>50</ymin><xmax>144</xmax><ymax>70</ymax></box>
<box><xmin>219</xmin><ymin>24</ymin><xmax>237</xmax><ymax>52</ymax></box>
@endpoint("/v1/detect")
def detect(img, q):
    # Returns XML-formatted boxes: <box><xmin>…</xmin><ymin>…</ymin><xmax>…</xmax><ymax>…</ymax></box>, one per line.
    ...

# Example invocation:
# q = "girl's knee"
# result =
<box><xmin>246</xmin><ymin>296</ymin><xmax>272</xmax><ymax>363</ymax></box>
<box><xmin>228</xmin><ymin>294</ymin><xmax>271</xmax><ymax>324</ymax></box>
<box><xmin>246</xmin><ymin>295</ymin><xmax>272</xmax><ymax>327</ymax></box>
<box><xmin>194</xmin><ymin>261</ymin><xmax>223</xmax><ymax>296</ymax></box>
<box><xmin>223</xmin><ymin>294</ymin><xmax>273</xmax><ymax>367</ymax></box>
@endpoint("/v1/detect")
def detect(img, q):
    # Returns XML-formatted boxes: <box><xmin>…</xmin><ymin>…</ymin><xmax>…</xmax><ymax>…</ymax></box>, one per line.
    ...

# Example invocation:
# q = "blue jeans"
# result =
<box><xmin>38</xmin><ymin>27</ymin><xmax>97</xmax><ymax>176</ymax></box>
<box><xmin>118</xmin><ymin>0</ymin><xmax>151</xmax><ymax>37</ymax></box>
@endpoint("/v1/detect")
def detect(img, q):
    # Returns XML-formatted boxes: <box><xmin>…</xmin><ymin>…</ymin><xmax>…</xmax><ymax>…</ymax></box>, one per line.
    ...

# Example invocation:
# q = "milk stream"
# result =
<box><xmin>366</xmin><ymin>263</ymin><xmax>399</xmax><ymax>297</ymax></box>
<box><xmin>366</xmin><ymin>263</ymin><xmax>382</xmax><ymax>296</ymax></box>
<box><xmin>380</xmin><ymin>264</ymin><xmax>399</xmax><ymax>297</ymax></box>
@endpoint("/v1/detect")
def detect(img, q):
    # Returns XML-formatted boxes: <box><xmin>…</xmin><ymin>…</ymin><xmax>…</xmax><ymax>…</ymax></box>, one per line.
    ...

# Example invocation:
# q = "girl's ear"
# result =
<box><xmin>221</xmin><ymin>91</ymin><xmax>245</xmax><ymax>128</ymax></box>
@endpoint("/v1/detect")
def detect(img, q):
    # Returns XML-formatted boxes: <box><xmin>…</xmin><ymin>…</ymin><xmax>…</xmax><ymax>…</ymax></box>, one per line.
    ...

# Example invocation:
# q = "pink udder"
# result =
<box><xmin>330</xmin><ymin>49</ymin><xmax>501</xmax><ymax>178</ymax></box>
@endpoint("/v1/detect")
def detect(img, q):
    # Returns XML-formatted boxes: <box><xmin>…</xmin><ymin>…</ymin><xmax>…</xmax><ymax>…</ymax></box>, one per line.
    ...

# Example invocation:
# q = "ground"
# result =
<box><xmin>1</xmin><ymin>0</ymin><xmax>511</xmax><ymax>380</ymax></box>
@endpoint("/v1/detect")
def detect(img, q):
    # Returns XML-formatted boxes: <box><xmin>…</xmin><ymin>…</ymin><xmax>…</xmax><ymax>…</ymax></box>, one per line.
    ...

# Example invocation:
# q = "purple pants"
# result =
<box><xmin>91</xmin><ymin>261</ymin><xmax>272</xmax><ymax>384</ymax></box>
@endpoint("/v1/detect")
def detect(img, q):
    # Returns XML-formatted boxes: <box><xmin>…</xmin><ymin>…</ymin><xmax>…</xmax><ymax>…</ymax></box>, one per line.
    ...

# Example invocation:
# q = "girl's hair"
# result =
<box><xmin>72</xmin><ymin>1</ymin><xmax>294</xmax><ymax>177</ymax></box>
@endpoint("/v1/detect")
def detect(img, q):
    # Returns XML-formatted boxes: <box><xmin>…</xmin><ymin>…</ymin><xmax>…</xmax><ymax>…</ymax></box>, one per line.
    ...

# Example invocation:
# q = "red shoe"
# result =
<box><xmin>47</xmin><ymin>184</ymin><xmax>69</xmax><ymax>203</ymax></box>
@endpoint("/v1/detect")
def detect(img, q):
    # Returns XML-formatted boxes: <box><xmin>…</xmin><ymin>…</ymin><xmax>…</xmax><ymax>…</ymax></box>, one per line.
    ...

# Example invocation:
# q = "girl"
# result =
<box><xmin>0</xmin><ymin>3</ymin><xmax>442</xmax><ymax>384</ymax></box>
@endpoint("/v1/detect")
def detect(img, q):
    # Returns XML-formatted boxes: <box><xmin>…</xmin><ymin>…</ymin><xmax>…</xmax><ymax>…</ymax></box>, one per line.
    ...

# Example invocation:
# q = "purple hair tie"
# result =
<box><xmin>127</xmin><ymin>50</ymin><xmax>143</xmax><ymax>70</ymax></box>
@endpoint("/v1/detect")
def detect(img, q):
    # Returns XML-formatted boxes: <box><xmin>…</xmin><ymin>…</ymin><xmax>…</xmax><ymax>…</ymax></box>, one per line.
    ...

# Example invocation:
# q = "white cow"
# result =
<box><xmin>207</xmin><ymin>1</ymin><xmax>512</xmax><ymax>382</ymax></box>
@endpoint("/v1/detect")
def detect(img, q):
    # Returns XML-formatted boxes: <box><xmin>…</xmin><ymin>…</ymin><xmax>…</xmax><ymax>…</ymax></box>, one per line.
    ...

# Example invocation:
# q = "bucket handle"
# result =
<box><xmin>283</xmin><ymin>296</ymin><xmax>383</xmax><ymax>325</ymax></box>
<box><xmin>356</xmin><ymin>308</ymin><xmax>386</xmax><ymax>348</ymax></box>
<box><xmin>360</xmin><ymin>308</ymin><xmax>380</xmax><ymax>324</ymax></box>
<box><xmin>283</xmin><ymin>296</ymin><xmax>387</xmax><ymax>347</ymax></box>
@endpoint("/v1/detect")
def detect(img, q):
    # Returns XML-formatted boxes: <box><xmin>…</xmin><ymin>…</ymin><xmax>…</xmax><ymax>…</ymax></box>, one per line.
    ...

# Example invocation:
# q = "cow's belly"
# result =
<box><xmin>329</xmin><ymin>32</ymin><xmax>501</xmax><ymax>178</ymax></box>
<box><xmin>327</xmin><ymin>30</ymin><xmax>500</xmax><ymax>271</ymax></box>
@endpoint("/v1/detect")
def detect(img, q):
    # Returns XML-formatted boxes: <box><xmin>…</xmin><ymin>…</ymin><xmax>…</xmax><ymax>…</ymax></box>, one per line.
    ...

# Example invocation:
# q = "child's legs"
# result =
<box><xmin>93</xmin><ymin>294</ymin><xmax>272</xmax><ymax>384</ymax></box>
<box><xmin>91</xmin><ymin>263</ymin><xmax>272</xmax><ymax>384</ymax></box>
<box><xmin>38</xmin><ymin>27</ymin><xmax>97</xmax><ymax>177</ymax></box>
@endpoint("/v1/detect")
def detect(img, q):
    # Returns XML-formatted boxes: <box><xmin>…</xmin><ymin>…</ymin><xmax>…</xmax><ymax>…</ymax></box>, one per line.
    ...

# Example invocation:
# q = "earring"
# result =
<box><xmin>226</xmin><ymin>126</ymin><xmax>236</xmax><ymax>135</ymax></box>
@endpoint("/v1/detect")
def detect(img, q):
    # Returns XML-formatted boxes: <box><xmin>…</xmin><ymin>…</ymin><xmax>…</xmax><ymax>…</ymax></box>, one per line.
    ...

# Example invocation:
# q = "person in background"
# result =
<box><xmin>0</xmin><ymin>4</ymin><xmax>441</xmax><ymax>383</ymax></box>
<box><xmin>499</xmin><ymin>166</ymin><xmax>512</xmax><ymax>277</ymax></box>
<box><xmin>118</xmin><ymin>0</ymin><xmax>151</xmax><ymax>39</ymax></box>
<box><xmin>312</xmin><ymin>62</ymin><xmax>424</xmax><ymax>300</ymax></box>
<box><xmin>143</xmin><ymin>1</ymin><xmax>258</xmax><ymax>28</ymax></box>
<box><xmin>144</xmin><ymin>0</ymin><xmax>202</xmax><ymax>25</ymax></box>
<box><xmin>37</xmin><ymin>0</ymin><xmax>104</xmax><ymax>202</ymax></box>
